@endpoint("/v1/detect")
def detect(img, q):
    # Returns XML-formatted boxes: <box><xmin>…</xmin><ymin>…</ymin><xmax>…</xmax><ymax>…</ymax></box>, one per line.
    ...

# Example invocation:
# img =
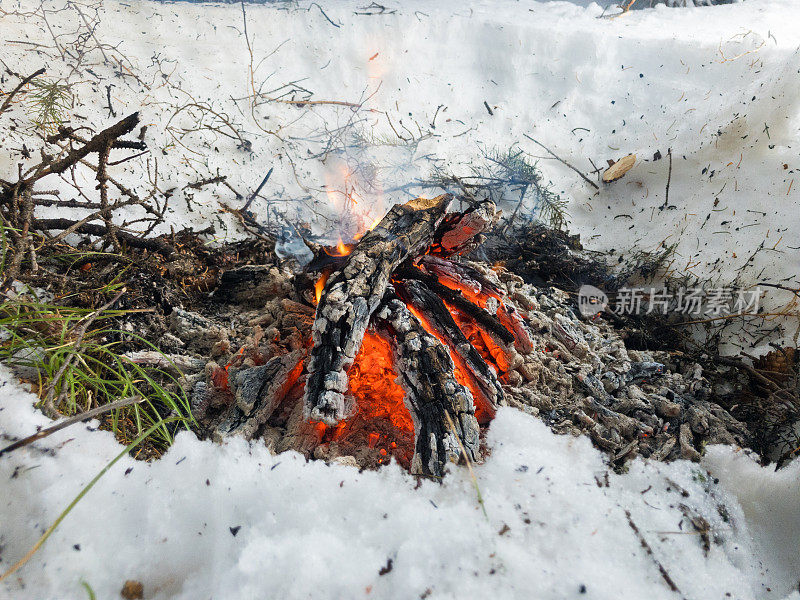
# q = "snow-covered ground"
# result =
<box><xmin>1</xmin><ymin>368</ymin><xmax>799</xmax><ymax>600</ymax></box>
<box><xmin>2</xmin><ymin>0</ymin><xmax>800</xmax><ymax>598</ymax></box>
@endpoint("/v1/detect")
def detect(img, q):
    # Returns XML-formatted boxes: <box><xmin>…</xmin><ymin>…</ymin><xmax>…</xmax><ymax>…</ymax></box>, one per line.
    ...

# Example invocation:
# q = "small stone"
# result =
<box><xmin>120</xmin><ymin>580</ymin><xmax>143</xmax><ymax>600</ymax></box>
<box><xmin>506</xmin><ymin>370</ymin><xmax>523</xmax><ymax>386</ymax></box>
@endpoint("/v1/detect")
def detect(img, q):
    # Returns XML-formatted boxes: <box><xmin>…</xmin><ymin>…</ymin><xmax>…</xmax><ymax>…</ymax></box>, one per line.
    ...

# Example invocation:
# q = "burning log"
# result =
<box><xmin>417</xmin><ymin>255</ymin><xmax>534</xmax><ymax>353</ymax></box>
<box><xmin>373</xmin><ymin>296</ymin><xmax>480</xmax><ymax>477</ymax></box>
<box><xmin>213</xmin><ymin>350</ymin><xmax>305</xmax><ymax>441</ymax></box>
<box><xmin>298</xmin><ymin>195</ymin><xmax>512</xmax><ymax>474</ymax></box>
<box><xmin>431</xmin><ymin>199</ymin><xmax>498</xmax><ymax>255</ymax></box>
<box><xmin>304</xmin><ymin>195</ymin><xmax>451</xmax><ymax>425</ymax></box>
<box><xmin>395</xmin><ymin>278</ymin><xmax>503</xmax><ymax>417</ymax></box>
<box><xmin>399</xmin><ymin>266</ymin><xmax>513</xmax><ymax>342</ymax></box>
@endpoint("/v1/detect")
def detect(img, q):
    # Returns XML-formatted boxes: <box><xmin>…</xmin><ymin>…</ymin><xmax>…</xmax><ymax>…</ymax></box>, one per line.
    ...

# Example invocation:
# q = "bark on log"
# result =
<box><xmin>417</xmin><ymin>256</ymin><xmax>534</xmax><ymax>354</ymax></box>
<box><xmin>417</xmin><ymin>255</ymin><xmax>505</xmax><ymax>300</ymax></box>
<box><xmin>373</xmin><ymin>296</ymin><xmax>480</xmax><ymax>477</ymax></box>
<box><xmin>213</xmin><ymin>350</ymin><xmax>305</xmax><ymax>442</ymax></box>
<box><xmin>432</xmin><ymin>199</ymin><xmax>498</xmax><ymax>256</ymax></box>
<box><xmin>304</xmin><ymin>195</ymin><xmax>451</xmax><ymax>425</ymax></box>
<box><xmin>396</xmin><ymin>265</ymin><xmax>514</xmax><ymax>345</ymax></box>
<box><xmin>395</xmin><ymin>278</ymin><xmax>503</xmax><ymax>416</ymax></box>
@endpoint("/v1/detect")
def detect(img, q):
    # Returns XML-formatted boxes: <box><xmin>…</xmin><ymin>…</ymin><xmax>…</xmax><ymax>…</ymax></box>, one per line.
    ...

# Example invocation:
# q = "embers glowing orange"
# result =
<box><xmin>446</xmin><ymin>302</ymin><xmax>510</xmax><ymax>373</ymax></box>
<box><xmin>433</xmin><ymin>275</ymin><xmax>532</xmax><ymax>353</ymax></box>
<box><xmin>348</xmin><ymin>331</ymin><xmax>414</xmax><ymax>435</ymax></box>
<box><xmin>211</xmin><ymin>366</ymin><xmax>229</xmax><ymax>390</ymax></box>
<box><xmin>322</xmin><ymin>330</ymin><xmax>415</xmax><ymax>467</ymax></box>
<box><xmin>404</xmin><ymin>303</ymin><xmax>494</xmax><ymax>423</ymax></box>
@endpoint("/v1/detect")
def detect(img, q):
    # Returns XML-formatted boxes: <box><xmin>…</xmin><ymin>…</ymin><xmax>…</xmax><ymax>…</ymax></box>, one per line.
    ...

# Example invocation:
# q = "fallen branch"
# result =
<box><xmin>0</xmin><ymin>395</ymin><xmax>144</xmax><ymax>457</ymax></box>
<box><xmin>308</xmin><ymin>2</ymin><xmax>341</xmax><ymax>27</ymax></box>
<box><xmin>16</xmin><ymin>112</ymin><xmax>140</xmax><ymax>191</ymax></box>
<box><xmin>33</xmin><ymin>218</ymin><xmax>172</xmax><ymax>254</ymax></box>
<box><xmin>625</xmin><ymin>509</ymin><xmax>685</xmax><ymax>599</ymax></box>
<box><xmin>660</xmin><ymin>148</ymin><xmax>672</xmax><ymax>211</ymax></box>
<box><xmin>242</xmin><ymin>165</ymin><xmax>273</xmax><ymax>211</ymax></box>
<box><xmin>523</xmin><ymin>133</ymin><xmax>599</xmax><ymax>190</ymax></box>
<box><xmin>0</xmin><ymin>67</ymin><xmax>46</xmax><ymax>115</ymax></box>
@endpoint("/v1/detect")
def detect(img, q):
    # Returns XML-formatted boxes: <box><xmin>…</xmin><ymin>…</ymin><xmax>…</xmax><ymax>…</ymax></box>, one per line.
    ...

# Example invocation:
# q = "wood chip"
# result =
<box><xmin>602</xmin><ymin>154</ymin><xmax>636</xmax><ymax>183</ymax></box>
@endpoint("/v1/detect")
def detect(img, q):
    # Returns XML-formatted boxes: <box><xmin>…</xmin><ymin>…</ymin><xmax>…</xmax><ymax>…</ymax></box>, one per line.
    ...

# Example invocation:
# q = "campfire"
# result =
<box><xmin>196</xmin><ymin>194</ymin><xmax>517</xmax><ymax>476</ymax></box>
<box><xmin>0</xmin><ymin>107</ymin><xmax>775</xmax><ymax>479</ymax></box>
<box><xmin>190</xmin><ymin>195</ymin><xmax>751</xmax><ymax>477</ymax></box>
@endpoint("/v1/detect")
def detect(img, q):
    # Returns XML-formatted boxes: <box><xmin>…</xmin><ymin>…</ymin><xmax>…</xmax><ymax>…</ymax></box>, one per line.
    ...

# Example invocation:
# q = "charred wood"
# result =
<box><xmin>431</xmin><ymin>199</ymin><xmax>498</xmax><ymax>256</ymax></box>
<box><xmin>395</xmin><ymin>264</ymin><xmax>515</xmax><ymax>345</ymax></box>
<box><xmin>304</xmin><ymin>195</ymin><xmax>451</xmax><ymax>425</ymax></box>
<box><xmin>395</xmin><ymin>278</ymin><xmax>503</xmax><ymax>417</ymax></box>
<box><xmin>213</xmin><ymin>350</ymin><xmax>305</xmax><ymax>442</ymax></box>
<box><xmin>373</xmin><ymin>296</ymin><xmax>480</xmax><ymax>477</ymax></box>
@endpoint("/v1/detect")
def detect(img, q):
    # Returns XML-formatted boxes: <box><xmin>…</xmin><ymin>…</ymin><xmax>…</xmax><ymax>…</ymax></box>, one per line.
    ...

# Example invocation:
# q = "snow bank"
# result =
<box><xmin>705</xmin><ymin>446</ymin><xmax>800</xmax><ymax>597</ymax></box>
<box><xmin>0</xmin><ymin>369</ymin><xmax>796</xmax><ymax>599</ymax></box>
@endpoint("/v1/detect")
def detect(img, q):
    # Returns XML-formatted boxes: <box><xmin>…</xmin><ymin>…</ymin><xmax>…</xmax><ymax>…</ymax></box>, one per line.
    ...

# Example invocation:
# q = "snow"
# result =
<box><xmin>705</xmin><ymin>446</ymin><xmax>800</xmax><ymax>597</ymax></box>
<box><xmin>2</xmin><ymin>0</ymin><xmax>800</xmax><ymax>597</ymax></box>
<box><xmin>0</xmin><ymin>368</ymin><xmax>797</xmax><ymax>599</ymax></box>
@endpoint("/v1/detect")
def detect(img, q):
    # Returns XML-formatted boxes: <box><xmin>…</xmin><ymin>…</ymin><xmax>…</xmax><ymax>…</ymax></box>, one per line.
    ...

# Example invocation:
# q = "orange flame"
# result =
<box><xmin>446</xmin><ymin>302</ymin><xmax>510</xmax><ymax>373</ymax></box>
<box><xmin>322</xmin><ymin>157</ymin><xmax>386</xmax><ymax>239</ymax></box>
<box><xmin>314</xmin><ymin>271</ymin><xmax>329</xmax><ymax>304</ymax></box>
<box><xmin>322</xmin><ymin>237</ymin><xmax>354</xmax><ymax>258</ymax></box>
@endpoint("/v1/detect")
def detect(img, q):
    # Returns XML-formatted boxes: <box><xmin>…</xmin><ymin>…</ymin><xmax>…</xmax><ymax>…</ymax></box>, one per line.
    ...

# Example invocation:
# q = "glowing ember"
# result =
<box><xmin>332</xmin><ymin>330</ymin><xmax>415</xmax><ymax>467</ymax></box>
<box><xmin>404</xmin><ymin>303</ymin><xmax>494</xmax><ymax>423</ymax></box>
<box><xmin>447</xmin><ymin>303</ymin><xmax>510</xmax><ymax>373</ymax></box>
<box><xmin>211</xmin><ymin>366</ymin><xmax>229</xmax><ymax>390</ymax></box>
<box><xmin>429</xmin><ymin>273</ymin><xmax>533</xmax><ymax>353</ymax></box>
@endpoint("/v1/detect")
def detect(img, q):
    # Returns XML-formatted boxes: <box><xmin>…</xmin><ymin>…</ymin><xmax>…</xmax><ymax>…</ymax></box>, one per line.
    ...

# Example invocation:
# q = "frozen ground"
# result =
<box><xmin>1</xmin><ymin>368</ymin><xmax>799</xmax><ymax>600</ymax></box>
<box><xmin>1</xmin><ymin>0</ymin><xmax>800</xmax><ymax>598</ymax></box>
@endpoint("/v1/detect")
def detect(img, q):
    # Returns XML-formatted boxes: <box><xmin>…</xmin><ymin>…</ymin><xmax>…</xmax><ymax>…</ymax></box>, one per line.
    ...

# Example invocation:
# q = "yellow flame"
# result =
<box><xmin>314</xmin><ymin>272</ymin><xmax>329</xmax><ymax>304</ymax></box>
